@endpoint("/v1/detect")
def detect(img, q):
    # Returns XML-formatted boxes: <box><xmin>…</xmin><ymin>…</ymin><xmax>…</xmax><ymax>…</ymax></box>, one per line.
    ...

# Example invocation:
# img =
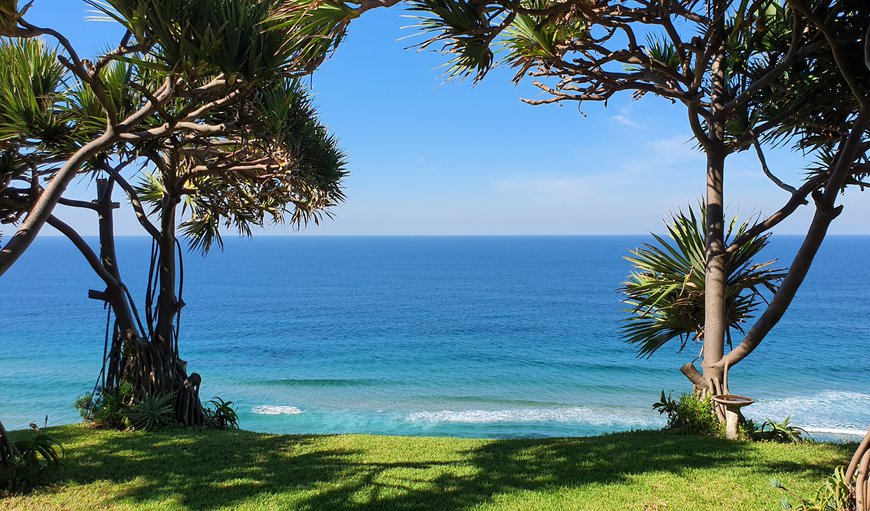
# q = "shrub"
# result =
<box><xmin>74</xmin><ymin>383</ymin><xmax>135</xmax><ymax>429</ymax></box>
<box><xmin>0</xmin><ymin>431</ymin><xmax>64</xmax><ymax>494</ymax></box>
<box><xmin>205</xmin><ymin>397</ymin><xmax>239</xmax><ymax>430</ymax></box>
<box><xmin>75</xmin><ymin>387</ymin><xmax>241</xmax><ymax>431</ymax></box>
<box><xmin>653</xmin><ymin>391</ymin><xmax>719</xmax><ymax>436</ymax></box>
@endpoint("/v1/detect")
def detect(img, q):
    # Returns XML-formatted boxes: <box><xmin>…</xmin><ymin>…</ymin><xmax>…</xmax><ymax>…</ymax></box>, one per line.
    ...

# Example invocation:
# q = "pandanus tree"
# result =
<box><xmin>0</xmin><ymin>0</ymin><xmax>347</xmax><ymax>426</ymax></box>
<box><xmin>276</xmin><ymin>0</ymin><xmax>870</xmax><ymax>392</ymax></box>
<box><xmin>280</xmin><ymin>2</ymin><xmax>870</xmax><ymax>498</ymax></box>
<box><xmin>0</xmin><ymin>0</ymin><xmax>341</xmax><ymax>273</ymax></box>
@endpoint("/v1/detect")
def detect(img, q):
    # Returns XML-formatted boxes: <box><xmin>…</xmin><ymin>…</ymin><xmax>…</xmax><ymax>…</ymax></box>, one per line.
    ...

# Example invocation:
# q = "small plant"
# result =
<box><xmin>754</xmin><ymin>416</ymin><xmax>808</xmax><ymax>444</ymax></box>
<box><xmin>205</xmin><ymin>397</ymin><xmax>239</xmax><ymax>430</ymax></box>
<box><xmin>0</xmin><ymin>430</ymin><xmax>64</xmax><ymax>493</ymax></box>
<box><xmin>127</xmin><ymin>394</ymin><xmax>176</xmax><ymax>431</ymax></box>
<box><xmin>74</xmin><ymin>383</ymin><xmax>135</xmax><ymax>429</ymax></box>
<box><xmin>772</xmin><ymin>465</ymin><xmax>854</xmax><ymax>510</ymax></box>
<box><xmin>653</xmin><ymin>390</ymin><xmax>719</xmax><ymax>436</ymax></box>
<box><xmin>73</xmin><ymin>394</ymin><xmax>95</xmax><ymax>421</ymax></box>
<box><xmin>652</xmin><ymin>391</ymin><xmax>679</xmax><ymax>417</ymax></box>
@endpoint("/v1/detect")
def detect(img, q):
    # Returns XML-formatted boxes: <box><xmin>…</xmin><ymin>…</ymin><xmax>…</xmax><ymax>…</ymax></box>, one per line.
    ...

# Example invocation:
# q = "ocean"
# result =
<box><xmin>1</xmin><ymin>235</ymin><xmax>868</xmax><ymax>439</ymax></box>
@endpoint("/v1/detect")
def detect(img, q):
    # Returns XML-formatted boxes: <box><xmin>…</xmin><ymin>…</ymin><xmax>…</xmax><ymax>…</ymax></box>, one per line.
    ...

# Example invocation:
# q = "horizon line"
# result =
<box><xmin>27</xmin><ymin>232</ymin><xmax>870</xmax><ymax>238</ymax></box>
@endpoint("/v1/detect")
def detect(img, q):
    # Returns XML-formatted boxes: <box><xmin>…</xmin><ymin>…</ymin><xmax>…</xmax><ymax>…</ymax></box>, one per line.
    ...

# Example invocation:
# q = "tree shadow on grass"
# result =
<box><xmin>40</xmin><ymin>428</ymin><xmax>850</xmax><ymax>510</ymax></box>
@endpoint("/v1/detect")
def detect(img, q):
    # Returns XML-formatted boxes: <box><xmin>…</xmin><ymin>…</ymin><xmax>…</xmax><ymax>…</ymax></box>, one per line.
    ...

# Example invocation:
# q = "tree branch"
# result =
<box><xmin>0</xmin><ymin>79</ymin><xmax>175</xmax><ymax>277</ymax></box>
<box><xmin>752</xmin><ymin>135</ymin><xmax>802</xmax><ymax>196</ymax></box>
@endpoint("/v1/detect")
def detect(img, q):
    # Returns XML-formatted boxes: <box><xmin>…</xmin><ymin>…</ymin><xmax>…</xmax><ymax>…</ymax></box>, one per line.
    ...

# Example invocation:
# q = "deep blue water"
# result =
<box><xmin>1</xmin><ymin>235</ymin><xmax>868</xmax><ymax>439</ymax></box>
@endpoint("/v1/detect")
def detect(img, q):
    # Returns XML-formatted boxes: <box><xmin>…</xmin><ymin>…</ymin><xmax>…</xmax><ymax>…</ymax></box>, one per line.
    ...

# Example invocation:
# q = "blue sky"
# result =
<box><xmin>13</xmin><ymin>1</ymin><xmax>870</xmax><ymax>236</ymax></box>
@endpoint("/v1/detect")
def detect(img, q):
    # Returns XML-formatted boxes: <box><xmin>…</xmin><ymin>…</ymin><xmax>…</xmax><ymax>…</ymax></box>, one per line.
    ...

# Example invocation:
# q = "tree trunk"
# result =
<box><xmin>121</xmin><ymin>191</ymin><xmax>204</xmax><ymax>426</ymax></box>
<box><xmin>63</xmin><ymin>176</ymin><xmax>205</xmax><ymax>426</ymax></box>
<box><xmin>93</xmin><ymin>179</ymin><xmax>140</xmax><ymax>392</ymax></box>
<box><xmin>715</xmin><ymin>112</ymin><xmax>869</xmax><ymax>371</ymax></box>
<box><xmin>715</xmin><ymin>198</ymin><xmax>842</xmax><ymax>369</ymax></box>
<box><xmin>703</xmin><ymin>40</ymin><xmax>728</xmax><ymax>391</ymax></box>
<box><xmin>154</xmin><ymin>197</ymin><xmax>178</xmax><ymax>351</ymax></box>
<box><xmin>0</xmin><ymin>419</ymin><xmax>17</xmax><ymax>464</ymax></box>
<box><xmin>703</xmin><ymin>147</ymin><xmax>727</xmax><ymax>389</ymax></box>
<box><xmin>699</xmin><ymin>20</ymin><xmax>730</xmax><ymax>427</ymax></box>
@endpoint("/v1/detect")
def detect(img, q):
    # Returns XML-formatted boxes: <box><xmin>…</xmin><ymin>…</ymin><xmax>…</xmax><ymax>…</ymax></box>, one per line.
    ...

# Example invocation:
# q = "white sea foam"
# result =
<box><xmin>252</xmin><ymin>405</ymin><xmax>302</xmax><ymax>415</ymax></box>
<box><xmin>406</xmin><ymin>407</ymin><xmax>660</xmax><ymax>426</ymax></box>
<box><xmin>746</xmin><ymin>391</ymin><xmax>870</xmax><ymax>437</ymax></box>
<box><xmin>803</xmin><ymin>427</ymin><xmax>868</xmax><ymax>437</ymax></box>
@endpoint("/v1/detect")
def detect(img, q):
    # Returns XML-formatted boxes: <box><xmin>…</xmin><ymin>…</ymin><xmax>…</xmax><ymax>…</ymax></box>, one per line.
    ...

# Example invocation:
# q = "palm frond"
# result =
<box><xmin>621</xmin><ymin>202</ymin><xmax>786</xmax><ymax>358</ymax></box>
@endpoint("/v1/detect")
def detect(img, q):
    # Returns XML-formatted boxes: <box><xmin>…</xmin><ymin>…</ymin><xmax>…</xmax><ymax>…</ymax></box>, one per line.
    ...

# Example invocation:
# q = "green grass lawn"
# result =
<box><xmin>0</xmin><ymin>425</ymin><xmax>854</xmax><ymax>511</ymax></box>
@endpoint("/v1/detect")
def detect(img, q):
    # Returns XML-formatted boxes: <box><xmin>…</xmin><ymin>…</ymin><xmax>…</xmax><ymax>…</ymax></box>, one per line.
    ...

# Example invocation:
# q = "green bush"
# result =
<box><xmin>75</xmin><ymin>387</ymin><xmax>242</xmax><ymax>432</ymax></box>
<box><xmin>0</xmin><ymin>431</ymin><xmax>64</xmax><ymax>494</ymax></box>
<box><xmin>74</xmin><ymin>383</ymin><xmax>135</xmax><ymax>429</ymax></box>
<box><xmin>205</xmin><ymin>397</ymin><xmax>239</xmax><ymax>430</ymax></box>
<box><xmin>652</xmin><ymin>391</ymin><xmax>719</xmax><ymax>436</ymax></box>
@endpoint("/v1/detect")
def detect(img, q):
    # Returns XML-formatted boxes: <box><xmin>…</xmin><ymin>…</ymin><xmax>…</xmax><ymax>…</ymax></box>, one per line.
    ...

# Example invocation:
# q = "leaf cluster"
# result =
<box><xmin>134</xmin><ymin>77</ymin><xmax>347</xmax><ymax>253</ymax></box>
<box><xmin>750</xmin><ymin>416</ymin><xmax>809</xmax><ymax>444</ymax></box>
<box><xmin>126</xmin><ymin>393</ymin><xmax>176</xmax><ymax>431</ymax></box>
<box><xmin>1</xmin><ymin>1</ymin><xmax>348</xmax><ymax>255</ymax></box>
<box><xmin>0</xmin><ymin>431</ymin><xmax>64</xmax><ymax>494</ymax></box>
<box><xmin>88</xmin><ymin>0</ymin><xmax>311</xmax><ymax>81</ymax></box>
<box><xmin>0</xmin><ymin>39</ymin><xmax>71</xmax><ymax>224</ymax></box>
<box><xmin>622</xmin><ymin>203</ymin><xmax>784</xmax><ymax>357</ymax></box>
<box><xmin>205</xmin><ymin>397</ymin><xmax>239</xmax><ymax>430</ymax></box>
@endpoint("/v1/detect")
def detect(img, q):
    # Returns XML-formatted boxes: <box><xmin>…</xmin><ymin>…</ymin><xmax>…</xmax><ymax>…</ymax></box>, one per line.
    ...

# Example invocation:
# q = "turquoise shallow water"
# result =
<box><xmin>1</xmin><ymin>235</ymin><xmax>868</xmax><ymax>439</ymax></box>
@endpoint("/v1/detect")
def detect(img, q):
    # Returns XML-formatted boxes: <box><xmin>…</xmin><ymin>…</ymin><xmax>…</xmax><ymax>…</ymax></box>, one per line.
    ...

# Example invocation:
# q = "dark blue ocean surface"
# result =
<box><xmin>1</xmin><ymin>236</ymin><xmax>868</xmax><ymax>438</ymax></box>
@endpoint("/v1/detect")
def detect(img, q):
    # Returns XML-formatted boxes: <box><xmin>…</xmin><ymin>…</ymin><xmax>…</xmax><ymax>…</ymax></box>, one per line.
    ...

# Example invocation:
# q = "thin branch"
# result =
<box><xmin>58</xmin><ymin>197</ymin><xmax>99</xmax><ymax>210</ymax></box>
<box><xmin>101</xmin><ymin>161</ymin><xmax>161</xmax><ymax>240</ymax></box>
<box><xmin>46</xmin><ymin>214</ymin><xmax>121</xmax><ymax>292</ymax></box>
<box><xmin>726</xmin><ymin>173</ymin><xmax>826</xmax><ymax>254</ymax></box>
<box><xmin>752</xmin><ymin>135</ymin><xmax>801</xmax><ymax>196</ymax></box>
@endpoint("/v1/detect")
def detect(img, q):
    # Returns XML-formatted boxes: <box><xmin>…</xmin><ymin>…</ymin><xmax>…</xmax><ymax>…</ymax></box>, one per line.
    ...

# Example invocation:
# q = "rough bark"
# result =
<box><xmin>154</xmin><ymin>196</ymin><xmax>178</xmax><ymax>351</ymax></box>
<box><xmin>680</xmin><ymin>362</ymin><xmax>707</xmax><ymax>391</ymax></box>
<box><xmin>122</xmin><ymin>339</ymin><xmax>205</xmax><ymax>426</ymax></box>
<box><xmin>698</xmin><ymin>17</ymin><xmax>731</xmax><ymax>423</ymax></box>
<box><xmin>0</xmin><ymin>419</ymin><xmax>17</xmax><ymax>464</ymax></box>
<box><xmin>702</xmin><ymin>40</ymin><xmax>728</xmax><ymax>390</ymax></box>
<box><xmin>703</xmin><ymin>146</ymin><xmax>727</xmax><ymax>388</ymax></box>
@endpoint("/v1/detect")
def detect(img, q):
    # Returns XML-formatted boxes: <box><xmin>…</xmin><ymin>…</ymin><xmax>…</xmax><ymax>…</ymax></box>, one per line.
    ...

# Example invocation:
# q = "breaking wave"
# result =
<box><xmin>747</xmin><ymin>391</ymin><xmax>870</xmax><ymax>437</ymax></box>
<box><xmin>252</xmin><ymin>405</ymin><xmax>302</xmax><ymax>415</ymax></box>
<box><xmin>253</xmin><ymin>378</ymin><xmax>386</xmax><ymax>387</ymax></box>
<box><xmin>406</xmin><ymin>407</ymin><xmax>661</xmax><ymax>427</ymax></box>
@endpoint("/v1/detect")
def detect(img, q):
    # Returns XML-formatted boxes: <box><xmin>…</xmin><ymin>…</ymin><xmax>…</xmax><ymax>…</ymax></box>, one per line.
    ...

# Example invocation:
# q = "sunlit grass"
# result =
<box><xmin>1</xmin><ymin>425</ymin><xmax>853</xmax><ymax>510</ymax></box>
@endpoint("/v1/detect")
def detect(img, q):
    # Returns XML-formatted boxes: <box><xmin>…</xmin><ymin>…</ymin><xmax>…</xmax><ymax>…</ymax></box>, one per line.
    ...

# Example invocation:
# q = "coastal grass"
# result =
<box><xmin>1</xmin><ymin>425</ymin><xmax>854</xmax><ymax>511</ymax></box>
